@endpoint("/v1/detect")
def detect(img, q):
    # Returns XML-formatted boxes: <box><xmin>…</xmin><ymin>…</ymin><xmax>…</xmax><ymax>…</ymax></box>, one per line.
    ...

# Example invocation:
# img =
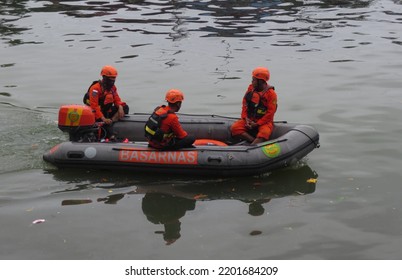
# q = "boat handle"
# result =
<box><xmin>67</xmin><ymin>151</ymin><xmax>85</xmax><ymax>159</ymax></box>
<box><xmin>207</xmin><ymin>156</ymin><xmax>222</xmax><ymax>163</ymax></box>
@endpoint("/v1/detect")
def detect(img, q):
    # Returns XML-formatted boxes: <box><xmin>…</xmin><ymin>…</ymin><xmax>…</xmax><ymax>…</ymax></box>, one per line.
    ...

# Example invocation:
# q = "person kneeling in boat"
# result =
<box><xmin>145</xmin><ymin>89</ymin><xmax>195</xmax><ymax>150</ymax></box>
<box><xmin>231</xmin><ymin>67</ymin><xmax>278</xmax><ymax>145</ymax></box>
<box><xmin>83</xmin><ymin>65</ymin><xmax>129</xmax><ymax>126</ymax></box>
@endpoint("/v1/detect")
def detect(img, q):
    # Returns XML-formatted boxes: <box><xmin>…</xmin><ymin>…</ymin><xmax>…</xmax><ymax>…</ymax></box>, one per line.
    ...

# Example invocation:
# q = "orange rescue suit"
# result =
<box><xmin>88</xmin><ymin>82</ymin><xmax>124</xmax><ymax>120</ymax></box>
<box><xmin>231</xmin><ymin>84</ymin><xmax>278</xmax><ymax>140</ymax></box>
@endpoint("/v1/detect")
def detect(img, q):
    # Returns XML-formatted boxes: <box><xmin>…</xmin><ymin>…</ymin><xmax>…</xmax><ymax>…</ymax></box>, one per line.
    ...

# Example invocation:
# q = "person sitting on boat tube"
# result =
<box><xmin>144</xmin><ymin>89</ymin><xmax>195</xmax><ymax>150</ymax></box>
<box><xmin>83</xmin><ymin>65</ymin><xmax>129</xmax><ymax>125</ymax></box>
<box><xmin>230</xmin><ymin>67</ymin><xmax>278</xmax><ymax>145</ymax></box>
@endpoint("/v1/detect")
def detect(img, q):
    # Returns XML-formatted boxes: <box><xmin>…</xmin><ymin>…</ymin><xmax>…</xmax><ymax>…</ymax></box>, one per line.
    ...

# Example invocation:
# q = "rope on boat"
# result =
<box><xmin>290</xmin><ymin>128</ymin><xmax>320</xmax><ymax>148</ymax></box>
<box><xmin>111</xmin><ymin>138</ymin><xmax>289</xmax><ymax>153</ymax></box>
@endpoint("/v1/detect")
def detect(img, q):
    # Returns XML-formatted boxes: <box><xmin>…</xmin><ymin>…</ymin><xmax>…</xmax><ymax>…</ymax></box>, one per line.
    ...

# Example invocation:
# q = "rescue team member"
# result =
<box><xmin>84</xmin><ymin>65</ymin><xmax>129</xmax><ymax>125</ymax></box>
<box><xmin>144</xmin><ymin>89</ymin><xmax>195</xmax><ymax>150</ymax></box>
<box><xmin>230</xmin><ymin>67</ymin><xmax>278</xmax><ymax>145</ymax></box>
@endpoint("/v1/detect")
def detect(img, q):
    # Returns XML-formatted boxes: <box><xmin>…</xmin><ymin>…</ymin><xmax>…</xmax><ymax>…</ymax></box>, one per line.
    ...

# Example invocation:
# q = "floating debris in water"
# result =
<box><xmin>32</xmin><ymin>219</ymin><xmax>45</xmax><ymax>224</ymax></box>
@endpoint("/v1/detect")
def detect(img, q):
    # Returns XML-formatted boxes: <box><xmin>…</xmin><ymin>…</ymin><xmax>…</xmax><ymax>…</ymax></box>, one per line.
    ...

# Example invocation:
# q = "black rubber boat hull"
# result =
<box><xmin>43</xmin><ymin>114</ymin><xmax>319</xmax><ymax>176</ymax></box>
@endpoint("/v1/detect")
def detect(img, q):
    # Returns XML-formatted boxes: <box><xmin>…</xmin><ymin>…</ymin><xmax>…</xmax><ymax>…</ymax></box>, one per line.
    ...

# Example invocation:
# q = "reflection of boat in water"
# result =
<box><xmin>50</xmin><ymin>164</ymin><xmax>317</xmax><ymax>201</ymax></box>
<box><xmin>137</xmin><ymin>163</ymin><xmax>318</xmax><ymax>244</ymax></box>
<box><xmin>52</xmin><ymin>165</ymin><xmax>317</xmax><ymax>244</ymax></box>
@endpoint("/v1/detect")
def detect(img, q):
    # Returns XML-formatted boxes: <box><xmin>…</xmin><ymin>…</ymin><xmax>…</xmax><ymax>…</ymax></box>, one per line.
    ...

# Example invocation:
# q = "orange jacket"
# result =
<box><xmin>241</xmin><ymin>84</ymin><xmax>277</xmax><ymax>126</ymax></box>
<box><xmin>88</xmin><ymin>82</ymin><xmax>124</xmax><ymax>119</ymax></box>
<box><xmin>148</xmin><ymin>105</ymin><xmax>188</xmax><ymax>148</ymax></box>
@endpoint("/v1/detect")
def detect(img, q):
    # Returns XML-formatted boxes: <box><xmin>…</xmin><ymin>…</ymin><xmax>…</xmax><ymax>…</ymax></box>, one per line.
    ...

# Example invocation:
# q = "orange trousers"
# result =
<box><xmin>230</xmin><ymin>119</ymin><xmax>273</xmax><ymax>140</ymax></box>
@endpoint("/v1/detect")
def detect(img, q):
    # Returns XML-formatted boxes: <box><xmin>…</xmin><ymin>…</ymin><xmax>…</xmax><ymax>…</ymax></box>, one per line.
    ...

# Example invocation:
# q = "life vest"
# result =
<box><xmin>245</xmin><ymin>86</ymin><xmax>275</xmax><ymax>119</ymax></box>
<box><xmin>83</xmin><ymin>81</ymin><xmax>99</xmax><ymax>105</ymax></box>
<box><xmin>144</xmin><ymin>106</ymin><xmax>174</xmax><ymax>142</ymax></box>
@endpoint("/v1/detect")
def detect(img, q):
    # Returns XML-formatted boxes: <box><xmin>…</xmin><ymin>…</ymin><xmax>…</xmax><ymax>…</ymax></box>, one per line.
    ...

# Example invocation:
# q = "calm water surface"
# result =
<box><xmin>1</xmin><ymin>0</ymin><xmax>402</xmax><ymax>259</ymax></box>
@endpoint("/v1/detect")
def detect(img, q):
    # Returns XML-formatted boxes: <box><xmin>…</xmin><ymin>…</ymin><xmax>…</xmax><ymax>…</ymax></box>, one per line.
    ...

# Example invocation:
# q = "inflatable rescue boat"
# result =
<box><xmin>43</xmin><ymin>105</ymin><xmax>320</xmax><ymax>176</ymax></box>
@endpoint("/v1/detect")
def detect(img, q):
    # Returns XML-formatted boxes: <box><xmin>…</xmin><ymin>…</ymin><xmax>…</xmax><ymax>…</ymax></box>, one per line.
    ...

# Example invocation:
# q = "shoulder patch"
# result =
<box><xmin>92</xmin><ymin>90</ymin><xmax>98</xmax><ymax>97</ymax></box>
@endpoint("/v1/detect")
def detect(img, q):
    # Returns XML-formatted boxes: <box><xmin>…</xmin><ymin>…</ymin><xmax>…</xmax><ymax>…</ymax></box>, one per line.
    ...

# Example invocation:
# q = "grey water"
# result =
<box><xmin>1</xmin><ymin>0</ymin><xmax>402</xmax><ymax>259</ymax></box>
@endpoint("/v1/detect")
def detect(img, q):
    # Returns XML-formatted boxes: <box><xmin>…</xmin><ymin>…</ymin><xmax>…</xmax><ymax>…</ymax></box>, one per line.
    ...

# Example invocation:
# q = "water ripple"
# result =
<box><xmin>3</xmin><ymin>0</ymin><xmax>400</xmax><ymax>48</ymax></box>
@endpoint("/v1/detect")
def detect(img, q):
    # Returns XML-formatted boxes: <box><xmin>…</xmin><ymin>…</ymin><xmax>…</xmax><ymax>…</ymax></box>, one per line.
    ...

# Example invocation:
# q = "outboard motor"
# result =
<box><xmin>58</xmin><ymin>105</ymin><xmax>106</xmax><ymax>142</ymax></box>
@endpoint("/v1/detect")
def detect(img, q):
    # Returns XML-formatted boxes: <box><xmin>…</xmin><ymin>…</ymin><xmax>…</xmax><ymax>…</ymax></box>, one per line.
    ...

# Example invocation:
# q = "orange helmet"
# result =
<box><xmin>101</xmin><ymin>65</ymin><xmax>118</xmax><ymax>78</ymax></box>
<box><xmin>252</xmin><ymin>67</ymin><xmax>270</xmax><ymax>81</ymax></box>
<box><xmin>165</xmin><ymin>89</ymin><xmax>184</xmax><ymax>104</ymax></box>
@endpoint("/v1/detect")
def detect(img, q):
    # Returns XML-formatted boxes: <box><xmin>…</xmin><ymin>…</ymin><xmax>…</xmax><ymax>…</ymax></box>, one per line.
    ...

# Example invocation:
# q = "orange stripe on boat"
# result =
<box><xmin>49</xmin><ymin>143</ymin><xmax>61</xmax><ymax>154</ymax></box>
<box><xmin>119</xmin><ymin>150</ymin><xmax>198</xmax><ymax>165</ymax></box>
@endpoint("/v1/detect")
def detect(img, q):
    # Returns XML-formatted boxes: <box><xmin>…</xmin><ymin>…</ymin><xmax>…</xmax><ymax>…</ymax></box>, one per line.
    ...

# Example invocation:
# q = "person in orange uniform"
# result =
<box><xmin>231</xmin><ymin>67</ymin><xmax>278</xmax><ymax>145</ymax></box>
<box><xmin>144</xmin><ymin>89</ymin><xmax>195</xmax><ymax>150</ymax></box>
<box><xmin>85</xmin><ymin>65</ymin><xmax>129</xmax><ymax>125</ymax></box>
